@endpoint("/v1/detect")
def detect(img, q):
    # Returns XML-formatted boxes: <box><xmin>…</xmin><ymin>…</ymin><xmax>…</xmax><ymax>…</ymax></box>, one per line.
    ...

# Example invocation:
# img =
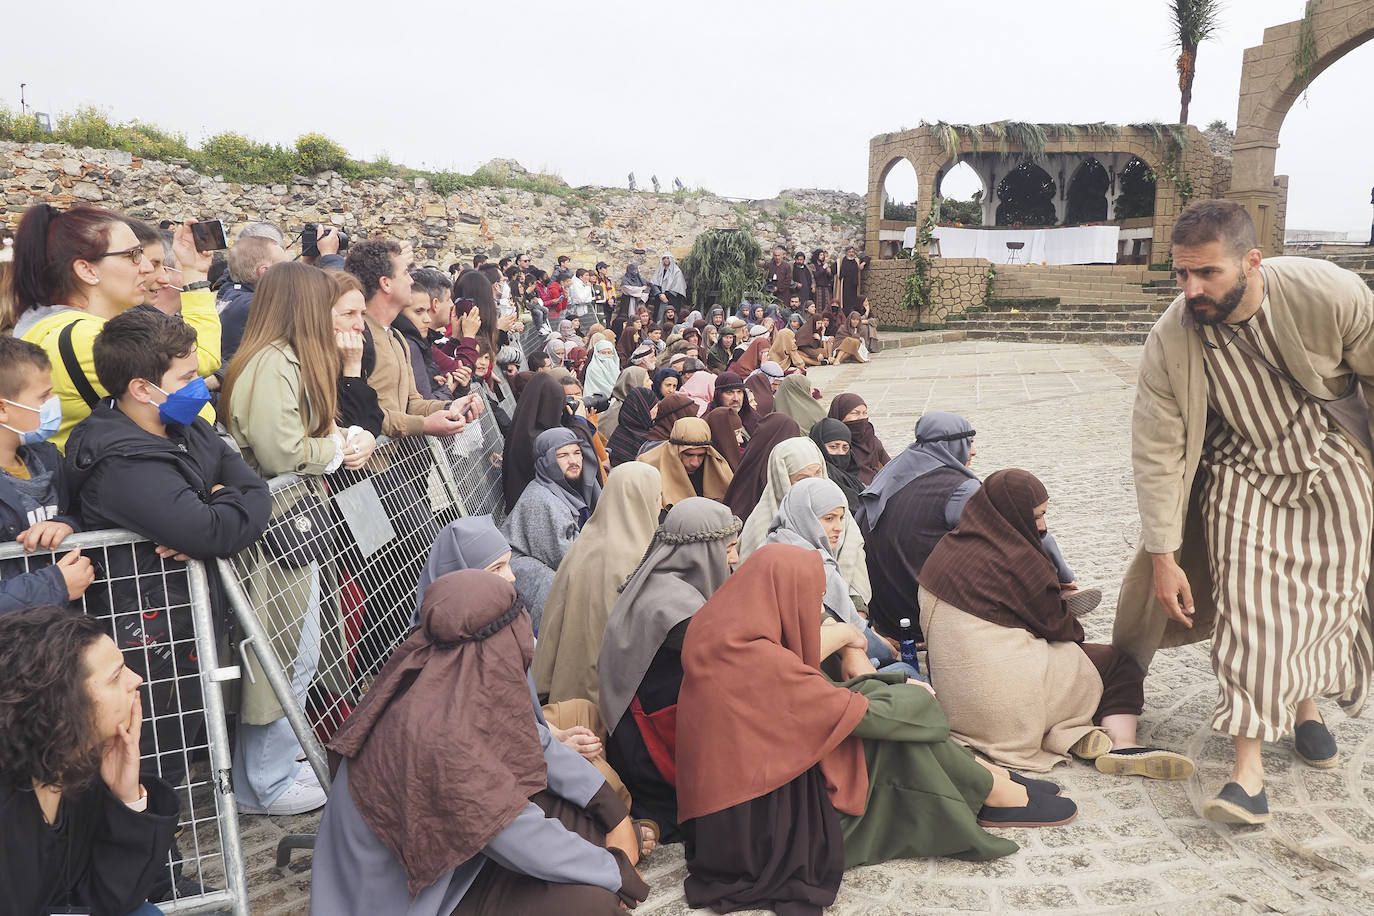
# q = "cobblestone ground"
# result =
<box><xmin>238</xmin><ymin>340</ymin><xmax>1374</xmax><ymax>915</ymax></box>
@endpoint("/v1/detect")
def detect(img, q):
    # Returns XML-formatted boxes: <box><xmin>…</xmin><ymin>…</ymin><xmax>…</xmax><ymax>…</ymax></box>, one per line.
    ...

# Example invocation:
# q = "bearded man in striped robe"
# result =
<box><xmin>1114</xmin><ymin>199</ymin><xmax>1374</xmax><ymax>826</ymax></box>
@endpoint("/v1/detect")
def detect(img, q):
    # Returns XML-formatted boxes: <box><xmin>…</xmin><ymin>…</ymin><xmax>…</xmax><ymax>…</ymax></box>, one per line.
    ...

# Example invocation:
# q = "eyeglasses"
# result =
<box><xmin>94</xmin><ymin>245</ymin><xmax>144</xmax><ymax>265</ymax></box>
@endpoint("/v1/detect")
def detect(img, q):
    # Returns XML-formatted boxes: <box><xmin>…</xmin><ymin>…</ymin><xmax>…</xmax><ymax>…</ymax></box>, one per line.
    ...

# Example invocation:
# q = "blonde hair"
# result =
<box><xmin>222</xmin><ymin>262</ymin><xmax>339</xmax><ymax>437</ymax></box>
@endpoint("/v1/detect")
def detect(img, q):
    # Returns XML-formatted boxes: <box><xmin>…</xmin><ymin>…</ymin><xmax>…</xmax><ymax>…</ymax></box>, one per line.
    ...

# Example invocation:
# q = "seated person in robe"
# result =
<box><xmin>767</xmin><ymin>478</ymin><xmax>908</xmax><ymax>675</ymax></box>
<box><xmin>859</xmin><ymin>411</ymin><xmax>1099</xmax><ymax>643</ymax></box>
<box><xmin>810</xmin><ymin>418</ymin><xmax>864</xmax><ymax>514</ymax></box>
<box><xmin>918</xmin><ymin>469</ymin><xmax>1194</xmax><ymax>779</ymax></box>
<box><xmin>415</xmin><ymin>517</ymin><xmax>644</xmax><ymax>831</ymax></box>
<box><xmin>313</xmin><ymin>571</ymin><xmax>650</xmax><ymax>916</ymax></box>
<box><xmin>636</xmin><ymin>417</ymin><xmax>733</xmax><ymax>514</ymax></box>
<box><xmin>598</xmin><ymin>499</ymin><xmax>742</xmax><ymax>844</ymax></box>
<box><xmin>677</xmin><ymin>545</ymin><xmax>1077</xmax><ymax>916</ymax></box>
<box><xmin>501</xmin><ymin>427</ymin><xmax>601</xmax><ymax>633</ymax></box>
<box><xmin>534</xmin><ymin>463</ymin><xmax>662</xmax><ymax>707</ymax></box>
<box><xmin>738</xmin><ymin>435</ymin><xmax>871</xmax><ymax>604</ymax></box>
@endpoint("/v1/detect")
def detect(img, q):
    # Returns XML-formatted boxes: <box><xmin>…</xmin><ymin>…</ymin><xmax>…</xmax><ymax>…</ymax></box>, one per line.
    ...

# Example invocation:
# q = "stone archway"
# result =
<box><xmin>1229</xmin><ymin>0</ymin><xmax>1374</xmax><ymax>253</ymax></box>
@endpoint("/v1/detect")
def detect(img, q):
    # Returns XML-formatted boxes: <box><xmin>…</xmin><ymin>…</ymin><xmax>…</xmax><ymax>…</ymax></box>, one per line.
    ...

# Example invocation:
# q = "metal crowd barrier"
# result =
<box><xmin>217</xmin><ymin>419</ymin><xmax>508</xmax><ymax>867</ymax></box>
<box><xmin>0</xmin><ymin>531</ymin><xmax>249</xmax><ymax>916</ymax></box>
<box><xmin>520</xmin><ymin>319</ymin><xmax>547</xmax><ymax>361</ymax></box>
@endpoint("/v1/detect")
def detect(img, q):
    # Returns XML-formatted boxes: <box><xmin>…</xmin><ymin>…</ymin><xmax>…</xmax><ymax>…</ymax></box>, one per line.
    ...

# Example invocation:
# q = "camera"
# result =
<box><xmin>301</xmin><ymin>223</ymin><xmax>350</xmax><ymax>258</ymax></box>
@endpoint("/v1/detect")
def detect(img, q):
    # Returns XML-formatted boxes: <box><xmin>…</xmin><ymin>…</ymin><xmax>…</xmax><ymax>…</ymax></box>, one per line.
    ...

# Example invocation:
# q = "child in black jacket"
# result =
<box><xmin>65</xmin><ymin>311</ymin><xmax>272</xmax><ymax>798</ymax></box>
<box><xmin>0</xmin><ymin>337</ymin><xmax>93</xmax><ymax>613</ymax></box>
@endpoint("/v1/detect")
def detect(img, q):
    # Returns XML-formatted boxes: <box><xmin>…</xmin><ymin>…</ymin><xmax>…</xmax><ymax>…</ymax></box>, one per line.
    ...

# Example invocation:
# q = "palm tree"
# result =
<box><xmin>1170</xmin><ymin>0</ymin><xmax>1224</xmax><ymax>124</ymax></box>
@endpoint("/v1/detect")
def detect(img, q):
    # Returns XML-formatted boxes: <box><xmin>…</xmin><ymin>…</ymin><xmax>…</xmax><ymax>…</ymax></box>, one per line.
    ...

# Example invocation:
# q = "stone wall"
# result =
<box><xmin>866</xmin><ymin>257</ymin><xmax>991</xmax><ymax>329</ymax></box>
<box><xmin>0</xmin><ymin>142</ymin><xmax>865</xmax><ymax>272</ymax></box>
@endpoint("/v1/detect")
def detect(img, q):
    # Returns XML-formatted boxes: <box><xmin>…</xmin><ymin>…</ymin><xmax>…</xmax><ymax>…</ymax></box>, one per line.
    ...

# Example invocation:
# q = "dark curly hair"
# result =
<box><xmin>343</xmin><ymin>237</ymin><xmax>403</xmax><ymax>301</ymax></box>
<box><xmin>0</xmin><ymin>606</ymin><xmax>107</xmax><ymax>794</ymax></box>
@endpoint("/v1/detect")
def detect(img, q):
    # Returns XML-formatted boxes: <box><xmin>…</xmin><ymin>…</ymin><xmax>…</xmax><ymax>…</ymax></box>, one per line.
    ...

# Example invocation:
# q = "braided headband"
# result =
<box><xmin>916</xmin><ymin>428</ymin><xmax>976</xmax><ymax>444</ymax></box>
<box><xmin>431</xmin><ymin>600</ymin><xmax>524</xmax><ymax>649</ymax></box>
<box><xmin>617</xmin><ymin>515</ymin><xmax>745</xmax><ymax>592</ymax></box>
<box><xmin>670</xmin><ymin>436</ymin><xmax>712</xmax><ymax>448</ymax></box>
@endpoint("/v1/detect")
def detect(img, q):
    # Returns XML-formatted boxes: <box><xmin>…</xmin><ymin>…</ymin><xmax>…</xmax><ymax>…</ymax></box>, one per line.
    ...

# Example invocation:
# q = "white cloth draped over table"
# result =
<box><xmin>903</xmin><ymin>226</ymin><xmax>1120</xmax><ymax>266</ymax></box>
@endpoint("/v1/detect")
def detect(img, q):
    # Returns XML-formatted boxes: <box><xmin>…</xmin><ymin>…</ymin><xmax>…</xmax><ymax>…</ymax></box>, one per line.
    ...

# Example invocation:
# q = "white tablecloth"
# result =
<box><xmin>902</xmin><ymin>226</ymin><xmax>1121</xmax><ymax>265</ymax></box>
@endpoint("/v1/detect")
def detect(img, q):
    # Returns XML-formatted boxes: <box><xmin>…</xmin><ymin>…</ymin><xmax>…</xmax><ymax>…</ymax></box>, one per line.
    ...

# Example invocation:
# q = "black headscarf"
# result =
<box><xmin>809</xmin><ymin>419</ymin><xmax>863</xmax><ymax>515</ymax></box>
<box><xmin>502</xmin><ymin>372</ymin><xmax>566</xmax><ymax>511</ymax></box>
<box><xmin>607</xmin><ymin>386</ymin><xmax>657</xmax><ymax>466</ymax></box>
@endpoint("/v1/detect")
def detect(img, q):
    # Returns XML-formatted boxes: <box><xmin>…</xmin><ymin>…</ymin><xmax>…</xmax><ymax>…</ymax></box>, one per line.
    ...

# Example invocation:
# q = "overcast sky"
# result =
<box><xmin>6</xmin><ymin>0</ymin><xmax>1372</xmax><ymax>235</ymax></box>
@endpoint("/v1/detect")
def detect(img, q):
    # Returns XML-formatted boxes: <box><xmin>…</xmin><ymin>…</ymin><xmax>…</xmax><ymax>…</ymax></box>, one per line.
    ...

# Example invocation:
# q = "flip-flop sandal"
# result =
<box><xmin>633</xmin><ymin>818</ymin><xmax>660</xmax><ymax>858</ymax></box>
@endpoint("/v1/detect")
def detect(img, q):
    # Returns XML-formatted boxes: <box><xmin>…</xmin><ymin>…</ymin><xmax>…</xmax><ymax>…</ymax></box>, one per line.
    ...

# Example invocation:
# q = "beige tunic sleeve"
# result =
<box><xmin>1132</xmin><ymin>330</ymin><xmax>1191</xmax><ymax>555</ymax></box>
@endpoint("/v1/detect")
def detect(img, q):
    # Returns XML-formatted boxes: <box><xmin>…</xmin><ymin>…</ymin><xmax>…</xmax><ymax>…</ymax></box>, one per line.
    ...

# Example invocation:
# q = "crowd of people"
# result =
<box><xmin>0</xmin><ymin>197</ymin><xmax>1368</xmax><ymax>914</ymax></box>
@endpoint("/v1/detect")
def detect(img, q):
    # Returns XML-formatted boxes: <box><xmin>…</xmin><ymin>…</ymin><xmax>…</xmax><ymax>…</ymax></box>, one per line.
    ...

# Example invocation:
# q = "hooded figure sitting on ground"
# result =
<box><xmin>313</xmin><ymin>570</ymin><xmax>651</xmax><ymax>916</ymax></box>
<box><xmin>676</xmin><ymin>546</ymin><xmax>1077</xmax><ymax>915</ymax></box>
<box><xmin>502</xmin><ymin>427</ymin><xmax>601</xmax><ymax>633</ymax></box>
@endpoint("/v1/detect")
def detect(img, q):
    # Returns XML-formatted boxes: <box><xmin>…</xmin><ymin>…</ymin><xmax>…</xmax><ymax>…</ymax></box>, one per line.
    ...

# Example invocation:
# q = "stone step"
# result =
<box><xmin>963</xmin><ymin>327</ymin><xmax>1150</xmax><ymax>345</ymax></box>
<box><xmin>971</xmin><ymin>311</ymin><xmax>1162</xmax><ymax>324</ymax></box>
<box><xmin>986</xmin><ymin>300</ymin><xmax>1166</xmax><ymax>313</ymax></box>
<box><xmin>964</xmin><ymin>319</ymin><xmax>1157</xmax><ymax>333</ymax></box>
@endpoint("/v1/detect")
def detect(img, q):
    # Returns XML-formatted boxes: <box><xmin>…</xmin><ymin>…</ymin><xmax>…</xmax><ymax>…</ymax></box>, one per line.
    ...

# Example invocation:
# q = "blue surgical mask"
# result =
<box><xmin>1</xmin><ymin>395</ymin><xmax>62</xmax><ymax>445</ymax></box>
<box><xmin>150</xmin><ymin>377</ymin><xmax>211</xmax><ymax>426</ymax></box>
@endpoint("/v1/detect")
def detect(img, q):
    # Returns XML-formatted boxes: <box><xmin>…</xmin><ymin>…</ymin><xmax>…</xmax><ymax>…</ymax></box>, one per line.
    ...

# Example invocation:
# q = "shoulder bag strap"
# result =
<box><xmin>58</xmin><ymin>319</ymin><xmax>102</xmax><ymax>409</ymax></box>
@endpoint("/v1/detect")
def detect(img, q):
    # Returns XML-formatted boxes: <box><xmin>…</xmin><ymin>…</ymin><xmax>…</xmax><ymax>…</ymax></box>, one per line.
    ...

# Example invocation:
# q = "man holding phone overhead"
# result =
<box><xmin>343</xmin><ymin>239</ymin><xmax>483</xmax><ymax>439</ymax></box>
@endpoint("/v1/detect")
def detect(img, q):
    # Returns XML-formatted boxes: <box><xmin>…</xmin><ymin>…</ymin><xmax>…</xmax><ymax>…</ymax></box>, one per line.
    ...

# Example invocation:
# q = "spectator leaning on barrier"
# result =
<box><xmin>395</xmin><ymin>267</ymin><xmax>459</xmax><ymax>401</ymax></box>
<box><xmin>10</xmin><ymin>206</ymin><xmax>222</xmax><ymax>451</ymax></box>
<box><xmin>0</xmin><ymin>606</ymin><xmax>181</xmax><ymax>916</ymax></box>
<box><xmin>221</xmin><ymin>261</ymin><xmax>375</xmax><ymax>816</ymax></box>
<box><xmin>327</xmin><ymin>270</ymin><xmax>385</xmax><ymax>438</ymax></box>
<box><xmin>65</xmin><ymin>308</ymin><xmax>273</xmax><ymax>796</ymax></box>
<box><xmin>0</xmin><ymin>337</ymin><xmax>93</xmax><ymax>614</ymax></box>
<box><xmin>344</xmin><ymin>239</ymin><xmax>483</xmax><ymax>440</ymax></box>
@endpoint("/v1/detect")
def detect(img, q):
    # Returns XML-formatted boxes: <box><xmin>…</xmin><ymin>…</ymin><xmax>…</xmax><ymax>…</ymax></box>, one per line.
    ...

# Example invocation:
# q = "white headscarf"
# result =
<box><xmin>583</xmin><ymin>338</ymin><xmax>622</xmax><ymax>401</ymax></box>
<box><xmin>650</xmin><ymin>253</ymin><xmax>687</xmax><ymax>297</ymax></box>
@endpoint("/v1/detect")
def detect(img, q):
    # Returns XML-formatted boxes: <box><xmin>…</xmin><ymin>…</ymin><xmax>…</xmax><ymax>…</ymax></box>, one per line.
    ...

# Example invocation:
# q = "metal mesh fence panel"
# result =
<box><xmin>430</xmin><ymin>405</ymin><xmax>507</xmax><ymax>523</ymax></box>
<box><xmin>0</xmin><ymin>532</ymin><xmax>248</xmax><ymax>916</ymax></box>
<box><xmin>520</xmin><ymin>321</ymin><xmax>547</xmax><ymax>361</ymax></box>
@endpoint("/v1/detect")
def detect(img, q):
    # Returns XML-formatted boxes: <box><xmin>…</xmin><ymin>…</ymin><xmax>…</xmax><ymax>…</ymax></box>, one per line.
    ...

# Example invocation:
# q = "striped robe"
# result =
<box><xmin>1200</xmin><ymin>306</ymin><xmax>1374</xmax><ymax>740</ymax></box>
<box><xmin>1114</xmin><ymin>257</ymin><xmax>1374</xmax><ymax>732</ymax></box>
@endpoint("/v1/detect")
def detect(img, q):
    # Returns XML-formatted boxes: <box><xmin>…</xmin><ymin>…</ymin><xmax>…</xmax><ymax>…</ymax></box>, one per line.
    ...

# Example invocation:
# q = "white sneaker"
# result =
<box><xmin>295</xmin><ymin>762</ymin><xmax>322</xmax><ymax>788</ymax></box>
<box><xmin>237</xmin><ymin>775</ymin><xmax>327</xmax><ymax>816</ymax></box>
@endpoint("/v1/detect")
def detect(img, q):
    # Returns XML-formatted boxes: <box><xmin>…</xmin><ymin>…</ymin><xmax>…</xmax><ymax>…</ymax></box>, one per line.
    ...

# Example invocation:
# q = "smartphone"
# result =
<box><xmin>190</xmin><ymin>219</ymin><xmax>228</xmax><ymax>253</ymax></box>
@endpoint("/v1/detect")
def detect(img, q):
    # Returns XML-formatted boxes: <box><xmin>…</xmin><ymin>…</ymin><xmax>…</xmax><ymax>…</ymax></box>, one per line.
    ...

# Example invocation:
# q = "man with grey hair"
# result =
<box><xmin>235</xmin><ymin>220</ymin><xmax>284</xmax><ymax>246</ymax></box>
<box><xmin>217</xmin><ymin>233</ymin><xmax>288</xmax><ymax>362</ymax></box>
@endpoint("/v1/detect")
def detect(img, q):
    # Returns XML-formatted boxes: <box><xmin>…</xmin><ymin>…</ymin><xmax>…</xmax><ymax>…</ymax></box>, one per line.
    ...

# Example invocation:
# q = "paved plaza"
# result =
<box><xmin>239</xmin><ymin>340</ymin><xmax>1374</xmax><ymax>915</ymax></box>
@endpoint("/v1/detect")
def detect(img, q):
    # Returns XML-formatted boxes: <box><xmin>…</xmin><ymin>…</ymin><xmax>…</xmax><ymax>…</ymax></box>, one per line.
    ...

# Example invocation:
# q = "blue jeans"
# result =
<box><xmin>529</xmin><ymin>301</ymin><xmax>549</xmax><ymax>331</ymax></box>
<box><xmin>127</xmin><ymin>903</ymin><xmax>165</xmax><ymax>915</ymax></box>
<box><xmin>232</xmin><ymin>562</ymin><xmax>323</xmax><ymax>807</ymax></box>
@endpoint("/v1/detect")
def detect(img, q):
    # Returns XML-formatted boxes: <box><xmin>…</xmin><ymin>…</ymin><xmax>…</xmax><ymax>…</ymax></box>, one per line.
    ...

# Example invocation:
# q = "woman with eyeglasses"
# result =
<box><xmin>10</xmin><ymin>205</ymin><xmax>221</xmax><ymax>451</ymax></box>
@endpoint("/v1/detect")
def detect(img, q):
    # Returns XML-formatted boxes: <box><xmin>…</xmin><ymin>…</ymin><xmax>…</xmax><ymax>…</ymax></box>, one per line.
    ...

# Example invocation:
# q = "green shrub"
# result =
<box><xmin>0</xmin><ymin>105</ymin><xmax>48</xmax><ymax>142</ymax></box>
<box><xmin>295</xmin><ymin>133</ymin><xmax>349</xmax><ymax>174</ymax></box>
<box><xmin>198</xmin><ymin>132</ymin><xmax>295</xmax><ymax>183</ymax></box>
<box><xmin>54</xmin><ymin>105</ymin><xmax>117</xmax><ymax>149</ymax></box>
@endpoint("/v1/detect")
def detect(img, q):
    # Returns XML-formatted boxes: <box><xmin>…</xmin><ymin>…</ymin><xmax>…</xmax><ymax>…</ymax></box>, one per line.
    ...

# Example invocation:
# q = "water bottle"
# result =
<box><xmin>898</xmin><ymin>617</ymin><xmax>921</xmax><ymax>676</ymax></box>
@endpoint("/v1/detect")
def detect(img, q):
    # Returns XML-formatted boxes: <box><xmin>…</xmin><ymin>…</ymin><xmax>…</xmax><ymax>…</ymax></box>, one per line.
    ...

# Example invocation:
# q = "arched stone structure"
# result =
<box><xmin>1229</xmin><ymin>0</ymin><xmax>1374</xmax><ymax>254</ymax></box>
<box><xmin>866</xmin><ymin>124</ymin><xmax>1220</xmax><ymax>265</ymax></box>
